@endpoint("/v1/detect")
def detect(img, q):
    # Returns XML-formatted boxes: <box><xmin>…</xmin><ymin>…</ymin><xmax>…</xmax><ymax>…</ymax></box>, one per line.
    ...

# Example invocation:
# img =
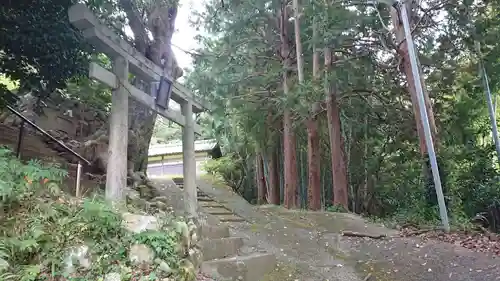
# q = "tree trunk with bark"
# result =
<box><xmin>256</xmin><ymin>152</ymin><xmax>267</xmax><ymax>204</ymax></box>
<box><xmin>390</xmin><ymin>5</ymin><xmax>437</xmax><ymax>156</ymax></box>
<box><xmin>307</xmin><ymin>9</ymin><xmax>321</xmax><ymax>210</ymax></box>
<box><xmin>306</xmin><ymin>103</ymin><xmax>321</xmax><ymax>210</ymax></box>
<box><xmin>268</xmin><ymin>146</ymin><xmax>281</xmax><ymax>204</ymax></box>
<box><xmin>126</xmin><ymin>0</ymin><xmax>183</xmax><ymax>172</ymax></box>
<box><xmin>266</xmin><ymin>110</ymin><xmax>281</xmax><ymax>205</ymax></box>
<box><xmin>389</xmin><ymin>4</ymin><xmax>442</xmax><ymax>205</ymax></box>
<box><xmin>281</xmin><ymin>1</ymin><xmax>298</xmax><ymax>209</ymax></box>
<box><xmin>324</xmin><ymin>48</ymin><xmax>349</xmax><ymax>210</ymax></box>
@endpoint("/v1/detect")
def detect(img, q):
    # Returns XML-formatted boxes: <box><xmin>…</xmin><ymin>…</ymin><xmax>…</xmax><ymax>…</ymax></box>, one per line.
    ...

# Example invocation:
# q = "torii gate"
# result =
<box><xmin>68</xmin><ymin>4</ymin><xmax>208</xmax><ymax>217</ymax></box>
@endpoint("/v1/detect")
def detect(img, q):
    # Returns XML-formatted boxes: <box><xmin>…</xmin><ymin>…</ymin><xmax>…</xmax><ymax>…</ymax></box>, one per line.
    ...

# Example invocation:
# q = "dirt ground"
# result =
<box><xmin>196</xmin><ymin>179</ymin><xmax>500</xmax><ymax>281</ymax></box>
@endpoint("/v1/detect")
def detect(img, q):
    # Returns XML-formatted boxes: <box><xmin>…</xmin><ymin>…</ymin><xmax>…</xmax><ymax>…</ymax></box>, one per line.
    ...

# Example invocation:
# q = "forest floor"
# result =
<box><xmin>196</xmin><ymin>179</ymin><xmax>500</xmax><ymax>281</ymax></box>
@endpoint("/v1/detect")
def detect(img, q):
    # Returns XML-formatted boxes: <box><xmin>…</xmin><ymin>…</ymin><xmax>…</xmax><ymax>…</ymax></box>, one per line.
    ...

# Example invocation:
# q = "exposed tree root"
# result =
<box><xmin>401</xmin><ymin>228</ymin><xmax>438</xmax><ymax>237</ymax></box>
<box><xmin>341</xmin><ymin>230</ymin><xmax>386</xmax><ymax>239</ymax></box>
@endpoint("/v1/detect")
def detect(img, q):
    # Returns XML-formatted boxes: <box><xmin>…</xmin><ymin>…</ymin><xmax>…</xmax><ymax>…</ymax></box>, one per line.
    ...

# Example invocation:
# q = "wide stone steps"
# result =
<box><xmin>201</xmin><ymin>252</ymin><xmax>277</xmax><ymax>281</ymax></box>
<box><xmin>201</xmin><ymin>237</ymin><xmax>244</xmax><ymax>260</ymax></box>
<box><xmin>171</xmin><ymin>177</ymin><xmax>276</xmax><ymax>280</ymax></box>
<box><xmin>199</xmin><ymin>221</ymin><xmax>276</xmax><ymax>281</ymax></box>
<box><xmin>172</xmin><ymin>178</ymin><xmax>245</xmax><ymax>223</ymax></box>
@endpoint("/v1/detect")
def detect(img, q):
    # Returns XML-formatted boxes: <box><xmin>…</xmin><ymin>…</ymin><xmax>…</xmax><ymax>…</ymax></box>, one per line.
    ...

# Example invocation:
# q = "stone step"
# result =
<box><xmin>201</xmin><ymin>237</ymin><xmax>244</xmax><ymax>261</ymax></box>
<box><xmin>198</xmin><ymin>196</ymin><xmax>215</xmax><ymax>202</ymax></box>
<box><xmin>217</xmin><ymin>214</ymin><xmax>246</xmax><ymax>222</ymax></box>
<box><xmin>172</xmin><ymin>177</ymin><xmax>183</xmax><ymax>184</ymax></box>
<box><xmin>200</xmin><ymin>224</ymin><xmax>230</xmax><ymax>239</ymax></box>
<box><xmin>199</xmin><ymin>201</ymin><xmax>225</xmax><ymax>208</ymax></box>
<box><xmin>201</xmin><ymin>253</ymin><xmax>276</xmax><ymax>281</ymax></box>
<box><xmin>204</xmin><ymin>207</ymin><xmax>234</xmax><ymax>216</ymax></box>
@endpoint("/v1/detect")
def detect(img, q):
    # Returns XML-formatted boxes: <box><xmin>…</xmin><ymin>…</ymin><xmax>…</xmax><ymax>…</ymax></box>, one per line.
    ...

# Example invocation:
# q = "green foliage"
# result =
<box><xmin>326</xmin><ymin>204</ymin><xmax>348</xmax><ymax>213</ymax></box>
<box><xmin>0</xmin><ymin>147</ymin><xmax>67</xmax><ymax>207</ymax></box>
<box><xmin>133</xmin><ymin>230</ymin><xmax>180</xmax><ymax>268</ymax></box>
<box><xmin>0</xmin><ymin>0</ymin><xmax>122</xmax><ymax>109</ymax></box>
<box><xmin>0</xmin><ymin>146</ymin><xmax>126</xmax><ymax>279</ymax></box>
<box><xmin>152</xmin><ymin>119</ymin><xmax>183</xmax><ymax>144</ymax></box>
<box><xmin>188</xmin><ymin>0</ymin><xmax>500</xmax><ymax>229</ymax></box>
<box><xmin>203</xmin><ymin>154</ymin><xmax>245</xmax><ymax>190</ymax></box>
<box><xmin>0</xmin><ymin>0</ymin><xmax>91</xmax><ymax>102</ymax></box>
<box><xmin>0</xmin><ymin>147</ymin><xmax>189</xmax><ymax>280</ymax></box>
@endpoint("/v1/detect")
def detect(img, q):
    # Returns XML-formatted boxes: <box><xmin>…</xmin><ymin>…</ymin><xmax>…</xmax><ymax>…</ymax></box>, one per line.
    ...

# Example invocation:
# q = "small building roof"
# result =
<box><xmin>148</xmin><ymin>139</ymin><xmax>218</xmax><ymax>157</ymax></box>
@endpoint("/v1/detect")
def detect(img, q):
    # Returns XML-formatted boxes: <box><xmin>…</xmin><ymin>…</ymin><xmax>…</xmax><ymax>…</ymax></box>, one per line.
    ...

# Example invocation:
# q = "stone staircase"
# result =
<box><xmin>172</xmin><ymin>177</ymin><xmax>246</xmax><ymax>223</ymax></box>
<box><xmin>172</xmin><ymin>178</ymin><xmax>277</xmax><ymax>281</ymax></box>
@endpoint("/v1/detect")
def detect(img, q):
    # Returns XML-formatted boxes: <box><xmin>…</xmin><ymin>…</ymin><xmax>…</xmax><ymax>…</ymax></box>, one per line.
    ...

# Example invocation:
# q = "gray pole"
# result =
<box><xmin>399</xmin><ymin>2</ymin><xmax>450</xmax><ymax>232</ymax></box>
<box><xmin>476</xmin><ymin>42</ymin><xmax>500</xmax><ymax>164</ymax></box>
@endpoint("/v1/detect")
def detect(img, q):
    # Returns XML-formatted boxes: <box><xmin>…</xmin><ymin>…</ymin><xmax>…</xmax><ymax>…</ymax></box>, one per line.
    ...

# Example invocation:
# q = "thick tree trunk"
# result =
<box><xmin>324</xmin><ymin>48</ymin><xmax>349</xmax><ymax>210</ymax></box>
<box><xmin>118</xmin><ymin>0</ymin><xmax>182</xmax><ymax>173</ymax></box>
<box><xmin>127</xmin><ymin>102</ymin><xmax>156</xmax><ymax>172</ymax></box>
<box><xmin>306</xmin><ymin>106</ymin><xmax>321</xmax><ymax>210</ymax></box>
<box><xmin>307</xmin><ymin>11</ymin><xmax>321</xmax><ymax>210</ymax></box>
<box><xmin>281</xmin><ymin>2</ymin><xmax>298</xmax><ymax>209</ymax></box>
<box><xmin>268</xmin><ymin>147</ymin><xmax>281</xmax><ymax>205</ymax></box>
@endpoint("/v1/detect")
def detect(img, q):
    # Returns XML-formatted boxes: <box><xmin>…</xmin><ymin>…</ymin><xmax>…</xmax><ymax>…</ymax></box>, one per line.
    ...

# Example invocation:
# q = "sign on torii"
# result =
<box><xmin>68</xmin><ymin>4</ymin><xmax>208</xmax><ymax>217</ymax></box>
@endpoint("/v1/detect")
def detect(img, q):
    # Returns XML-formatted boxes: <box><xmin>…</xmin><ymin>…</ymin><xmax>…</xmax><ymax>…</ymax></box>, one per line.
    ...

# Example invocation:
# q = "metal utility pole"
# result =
<box><xmin>476</xmin><ymin>42</ymin><xmax>500</xmax><ymax>164</ymax></box>
<box><xmin>399</xmin><ymin>2</ymin><xmax>449</xmax><ymax>232</ymax></box>
<box><xmin>373</xmin><ymin>0</ymin><xmax>450</xmax><ymax>231</ymax></box>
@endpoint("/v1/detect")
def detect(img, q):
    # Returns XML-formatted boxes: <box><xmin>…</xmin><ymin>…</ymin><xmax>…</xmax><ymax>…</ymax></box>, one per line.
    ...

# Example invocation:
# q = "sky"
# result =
<box><xmin>171</xmin><ymin>0</ymin><xmax>205</xmax><ymax>73</ymax></box>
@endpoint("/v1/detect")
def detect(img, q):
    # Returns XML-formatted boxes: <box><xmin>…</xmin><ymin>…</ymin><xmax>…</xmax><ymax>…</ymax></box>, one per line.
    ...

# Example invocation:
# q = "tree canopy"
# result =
<box><xmin>2</xmin><ymin>0</ymin><xmax>500</xmax><ymax>227</ymax></box>
<box><xmin>187</xmin><ymin>0</ymin><xmax>500</xmax><ymax>225</ymax></box>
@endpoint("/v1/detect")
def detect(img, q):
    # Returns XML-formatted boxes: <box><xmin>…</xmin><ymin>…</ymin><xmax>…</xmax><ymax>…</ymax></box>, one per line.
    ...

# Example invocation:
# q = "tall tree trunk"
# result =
<box><xmin>390</xmin><ymin>5</ymin><xmax>437</xmax><ymax>156</ymax></box>
<box><xmin>292</xmin><ymin>0</ymin><xmax>305</xmax><ymax>208</ymax></box>
<box><xmin>267</xmin><ymin>111</ymin><xmax>281</xmax><ymax>205</ymax></box>
<box><xmin>306</xmin><ymin>103</ymin><xmax>321</xmax><ymax>210</ymax></box>
<box><xmin>324</xmin><ymin>48</ymin><xmax>349</xmax><ymax>210</ymax></box>
<box><xmin>306</xmin><ymin>9</ymin><xmax>321</xmax><ymax>210</ymax></box>
<box><xmin>256</xmin><ymin>152</ymin><xmax>267</xmax><ymax>204</ymax></box>
<box><xmin>281</xmin><ymin>1</ymin><xmax>298</xmax><ymax>209</ymax></box>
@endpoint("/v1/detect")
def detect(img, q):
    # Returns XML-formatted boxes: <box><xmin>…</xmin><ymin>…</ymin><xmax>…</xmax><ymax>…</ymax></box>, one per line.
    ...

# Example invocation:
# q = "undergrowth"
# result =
<box><xmin>0</xmin><ymin>147</ymin><xmax>189</xmax><ymax>280</ymax></box>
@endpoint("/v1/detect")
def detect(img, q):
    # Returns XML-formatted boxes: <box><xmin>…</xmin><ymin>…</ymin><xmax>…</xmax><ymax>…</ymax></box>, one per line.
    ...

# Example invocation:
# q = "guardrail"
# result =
<box><xmin>6</xmin><ymin>105</ymin><xmax>91</xmax><ymax>196</ymax></box>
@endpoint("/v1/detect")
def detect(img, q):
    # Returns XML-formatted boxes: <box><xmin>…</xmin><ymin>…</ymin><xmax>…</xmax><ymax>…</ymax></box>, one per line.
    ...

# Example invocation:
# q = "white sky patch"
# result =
<box><xmin>172</xmin><ymin>0</ymin><xmax>205</xmax><ymax>74</ymax></box>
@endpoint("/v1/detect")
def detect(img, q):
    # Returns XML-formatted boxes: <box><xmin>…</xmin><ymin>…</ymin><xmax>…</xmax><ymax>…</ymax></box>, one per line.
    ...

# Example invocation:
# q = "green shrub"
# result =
<box><xmin>203</xmin><ymin>153</ymin><xmax>245</xmax><ymax>189</ymax></box>
<box><xmin>0</xmin><ymin>146</ymin><xmax>67</xmax><ymax>208</ymax></box>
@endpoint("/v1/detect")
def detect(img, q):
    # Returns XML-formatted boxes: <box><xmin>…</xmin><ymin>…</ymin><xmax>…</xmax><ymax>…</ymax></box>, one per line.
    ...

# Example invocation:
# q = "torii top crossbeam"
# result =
<box><xmin>68</xmin><ymin>4</ymin><xmax>209</xmax><ymax>114</ymax></box>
